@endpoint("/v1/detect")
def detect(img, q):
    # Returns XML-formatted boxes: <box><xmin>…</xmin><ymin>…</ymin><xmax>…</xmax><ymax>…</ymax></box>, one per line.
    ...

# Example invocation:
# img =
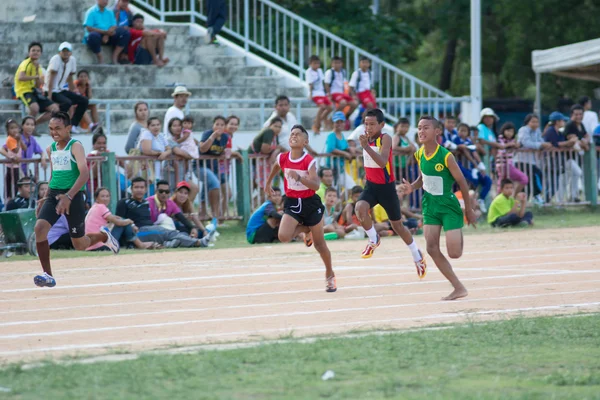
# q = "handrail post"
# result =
<box><xmin>244</xmin><ymin>0</ymin><xmax>250</xmax><ymax>52</ymax></box>
<box><xmin>298</xmin><ymin>23</ymin><xmax>304</xmax><ymax>78</ymax></box>
<box><xmin>190</xmin><ymin>0</ymin><xmax>195</xmax><ymax>23</ymax></box>
<box><xmin>238</xmin><ymin>150</ymin><xmax>252</xmax><ymax>224</ymax></box>
<box><xmin>105</xmin><ymin>103</ymin><xmax>111</xmax><ymax>134</ymax></box>
<box><xmin>160</xmin><ymin>0</ymin><xmax>165</xmax><ymax>21</ymax></box>
<box><xmin>584</xmin><ymin>144</ymin><xmax>598</xmax><ymax>206</ymax></box>
<box><xmin>410</xmin><ymin>80</ymin><xmax>416</xmax><ymax>127</ymax></box>
<box><xmin>101</xmin><ymin>152</ymin><xmax>118</xmax><ymax>212</ymax></box>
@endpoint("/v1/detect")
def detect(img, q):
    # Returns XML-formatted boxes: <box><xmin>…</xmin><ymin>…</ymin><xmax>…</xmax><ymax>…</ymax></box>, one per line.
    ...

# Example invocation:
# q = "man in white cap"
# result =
<box><xmin>46</xmin><ymin>42</ymin><xmax>89</xmax><ymax>134</ymax></box>
<box><xmin>163</xmin><ymin>86</ymin><xmax>191</xmax><ymax>137</ymax></box>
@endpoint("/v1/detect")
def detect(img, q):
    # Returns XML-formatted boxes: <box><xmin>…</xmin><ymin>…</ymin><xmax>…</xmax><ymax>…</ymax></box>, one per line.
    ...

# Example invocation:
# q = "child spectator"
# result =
<box><xmin>488</xmin><ymin>179</ymin><xmax>533</xmax><ymax>227</ymax></box>
<box><xmin>316</xmin><ymin>167</ymin><xmax>335</xmax><ymax>203</ymax></box>
<box><xmin>325</xmin><ymin>112</ymin><xmax>356</xmax><ymax>191</ymax></box>
<box><xmin>324</xmin><ymin>56</ymin><xmax>358</xmax><ymax>119</ymax></box>
<box><xmin>74</xmin><ymin>70</ymin><xmax>100</xmax><ymax>133</ymax></box>
<box><xmin>349</xmin><ymin>56</ymin><xmax>376</xmax><ymax>110</ymax></box>
<box><xmin>20</xmin><ymin>116</ymin><xmax>47</xmax><ymax>177</ymax></box>
<box><xmin>441</xmin><ymin>116</ymin><xmax>458</xmax><ymax>149</ymax></box>
<box><xmin>5</xmin><ymin>177</ymin><xmax>34</xmax><ymax>211</ymax></box>
<box><xmin>3</xmin><ymin>119</ymin><xmax>25</xmax><ymax>199</ymax></box>
<box><xmin>453</xmin><ymin>122</ymin><xmax>492</xmax><ymax>212</ymax></box>
<box><xmin>339</xmin><ymin>185</ymin><xmax>362</xmax><ymax>230</ymax></box>
<box><xmin>496</xmin><ymin>122</ymin><xmax>528</xmax><ymax>195</ymax></box>
<box><xmin>372</xmin><ymin>185</ymin><xmax>422</xmax><ymax>235</ymax></box>
<box><xmin>250</xmin><ymin>117</ymin><xmax>284</xmax><ymax>192</ymax></box>
<box><xmin>128</xmin><ymin>14</ymin><xmax>169</xmax><ymax>67</ymax></box>
<box><xmin>176</xmin><ymin>115</ymin><xmax>200</xmax><ymax>159</ymax></box>
<box><xmin>246</xmin><ymin>186</ymin><xmax>283</xmax><ymax>244</ymax></box>
<box><xmin>323</xmin><ymin>188</ymin><xmax>347</xmax><ymax>239</ymax></box>
<box><xmin>345</xmin><ymin>139</ymin><xmax>363</xmax><ymax>186</ymax></box>
<box><xmin>305</xmin><ymin>55</ymin><xmax>333</xmax><ymax>134</ymax></box>
<box><xmin>113</xmin><ymin>0</ymin><xmax>133</xmax><ymax>28</ymax></box>
<box><xmin>392</xmin><ymin>118</ymin><xmax>416</xmax><ymax>180</ymax></box>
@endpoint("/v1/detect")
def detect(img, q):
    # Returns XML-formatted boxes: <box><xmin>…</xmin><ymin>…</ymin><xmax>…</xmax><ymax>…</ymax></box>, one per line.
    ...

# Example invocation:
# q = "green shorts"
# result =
<box><xmin>422</xmin><ymin>194</ymin><xmax>464</xmax><ymax>231</ymax></box>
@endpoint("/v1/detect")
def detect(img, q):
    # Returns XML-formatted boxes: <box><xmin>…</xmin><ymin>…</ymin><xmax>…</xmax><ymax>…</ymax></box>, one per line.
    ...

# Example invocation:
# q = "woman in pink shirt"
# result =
<box><xmin>86</xmin><ymin>187</ymin><xmax>159</xmax><ymax>250</ymax></box>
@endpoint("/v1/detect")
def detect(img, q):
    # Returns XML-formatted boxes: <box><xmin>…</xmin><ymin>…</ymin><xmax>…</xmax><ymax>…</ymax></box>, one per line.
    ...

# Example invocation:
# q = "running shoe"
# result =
<box><xmin>34</xmin><ymin>272</ymin><xmax>56</xmax><ymax>288</ymax></box>
<box><xmin>415</xmin><ymin>250</ymin><xmax>427</xmax><ymax>279</ymax></box>
<box><xmin>361</xmin><ymin>235</ymin><xmax>381</xmax><ymax>259</ymax></box>
<box><xmin>326</xmin><ymin>275</ymin><xmax>337</xmax><ymax>292</ymax></box>
<box><xmin>304</xmin><ymin>232</ymin><xmax>313</xmax><ymax>247</ymax></box>
<box><xmin>199</xmin><ymin>230</ymin><xmax>216</xmax><ymax>247</ymax></box>
<box><xmin>101</xmin><ymin>226</ymin><xmax>120</xmax><ymax>254</ymax></box>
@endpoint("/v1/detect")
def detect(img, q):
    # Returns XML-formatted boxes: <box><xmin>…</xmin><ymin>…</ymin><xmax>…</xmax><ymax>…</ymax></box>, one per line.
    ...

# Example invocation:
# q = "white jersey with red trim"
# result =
<box><xmin>277</xmin><ymin>151</ymin><xmax>317</xmax><ymax>198</ymax></box>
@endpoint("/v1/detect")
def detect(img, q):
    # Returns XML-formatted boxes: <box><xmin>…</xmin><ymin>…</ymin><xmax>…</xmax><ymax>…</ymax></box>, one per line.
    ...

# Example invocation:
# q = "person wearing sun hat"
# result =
<box><xmin>163</xmin><ymin>86</ymin><xmax>192</xmax><ymax>137</ymax></box>
<box><xmin>477</xmin><ymin>107</ymin><xmax>499</xmax><ymax>145</ymax></box>
<box><xmin>170</xmin><ymin>181</ymin><xmax>212</xmax><ymax>238</ymax></box>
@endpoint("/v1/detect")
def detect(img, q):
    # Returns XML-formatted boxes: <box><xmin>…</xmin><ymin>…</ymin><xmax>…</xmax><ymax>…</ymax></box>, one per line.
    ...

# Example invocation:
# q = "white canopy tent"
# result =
<box><xmin>532</xmin><ymin>38</ymin><xmax>600</xmax><ymax>114</ymax></box>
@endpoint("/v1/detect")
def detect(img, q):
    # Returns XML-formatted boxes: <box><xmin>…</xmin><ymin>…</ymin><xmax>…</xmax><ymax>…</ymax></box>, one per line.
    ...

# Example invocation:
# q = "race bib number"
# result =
<box><xmin>362</xmin><ymin>146</ymin><xmax>380</xmax><ymax>168</ymax></box>
<box><xmin>422</xmin><ymin>172</ymin><xmax>443</xmax><ymax>196</ymax></box>
<box><xmin>51</xmin><ymin>150</ymin><xmax>72</xmax><ymax>172</ymax></box>
<box><xmin>285</xmin><ymin>168</ymin><xmax>309</xmax><ymax>191</ymax></box>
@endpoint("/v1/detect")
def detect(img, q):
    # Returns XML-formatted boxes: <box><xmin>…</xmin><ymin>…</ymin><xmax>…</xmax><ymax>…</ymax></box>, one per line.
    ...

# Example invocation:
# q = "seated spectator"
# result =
<box><xmin>83</xmin><ymin>0</ymin><xmax>131</xmax><ymax>64</ymax></box>
<box><xmin>246</xmin><ymin>186</ymin><xmax>283</xmax><ymax>244</ymax></box>
<box><xmin>14</xmin><ymin>42</ymin><xmax>59</xmax><ymax>125</ymax></box>
<box><xmin>488</xmin><ymin>179</ymin><xmax>533</xmax><ymax>227</ymax></box>
<box><xmin>263</xmin><ymin>95</ymin><xmax>297</xmax><ymax>151</ymax></box>
<box><xmin>339</xmin><ymin>185</ymin><xmax>362</xmax><ymax>230</ymax></box>
<box><xmin>496</xmin><ymin>122</ymin><xmax>528</xmax><ymax>195</ymax></box>
<box><xmin>45</xmin><ymin>42</ymin><xmax>89</xmax><ymax>134</ymax></box>
<box><xmin>392</xmin><ymin>117</ymin><xmax>416</xmax><ymax>181</ymax></box>
<box><xmin>325</xmin><ymin>112</ymin><xmax>356</xmax><ymax>191</ymax></box>
<box><xmin>200</xmin><ymin>116</ymin><xmax>230</xmax><ymax>214</ymax></box>
<box><xmin>5</xmin><ymin>177</ymin><xmax>34</xmax><ymax>210</ymax></box>
<box><xmin>250</xmin><ymin>117</ymin><xmax>285</xmax><ymax>191</ymax></box>
<box><xmin>128</xmin><ymin>14</ymin><xmax>169</xmax><ymax>66</ymax></box>
<box><xmin>137</xmin><ymin>117</ymin><xmax>172</xmax><ymax>180</ymax></box>
<box><xmin>452</xmin><ymin>122</ymin><xmax>492</xmax><ymax>212</ymax></box>
<box><xmin>19</xmin><ymin>116</ymin><xmax>47</xmax><ymax>178</ymax></box>
<box><xmin>125</xmin><ymin>101</ymin><xmax>149</xmax><ymax>154</ymax></box>
<box><xmin>349</xmin><ymin>56</ymin><xmax>377</xmax><ymax>110</ymax></box>
<box><xmin>37</xmin><ymin>181</ymin><xmax>49</xmax><ymax>201</ymax></box>
<box><xmin>114</xmin><ymin>177</ymin><xmax>212</xmax><ymax>248</ymax></box>
<box><xmin>74</xmin><ymin>70</ymin><xmax>100</xmax><ymax>132</ymax></box>
<box><xmin>316</xmin><ymin>167</ymin><xmax>334</xmax><ymax>203</ymax></box>
<box><xmin>514</xmin><ymin>114</ymin><xmax>552</xmax><ymax>205</ymax></box>
<box><xmin>86</xmin><ymin>187</ymin><xmax>158</xmax><ymax>250</ymax></box>
<box><xmin>305</xmin><ymin>55</ymin><xmax>333</xmax><ymax>134</ymax></box>
<box><xmin>323</xmin><ymin>188</ymin><xmax>348</xmax><ymax>239</ymax></box>
<box><xmin>2</xmin><ymin>119</ymin><xmax>24</xmax><ymax>199</ymax></box>
<box><xmin>113</xmin><ymin>0</ymin><xmax>133</xmax><ymax>28</ymax></box>
<box><xmin>373</xmin><ymin>185</ymin><xmax>422</xmax><ymax>235</ymax></box>
<box><xmin>324</xmin><ymin>56</ymin><xmax>358</xmax><ymax>121</ymax></box>
<box><xmin>171</xmin><ymin>181</ymin><xmax>211</xmax><ymax>238</ymax></box>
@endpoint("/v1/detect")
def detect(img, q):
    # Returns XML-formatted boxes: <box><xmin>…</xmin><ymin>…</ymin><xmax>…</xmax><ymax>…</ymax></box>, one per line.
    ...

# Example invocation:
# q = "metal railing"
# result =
<box><xmin>131</xmin><ymin>0</ymin><xmax>464</xmax><ymax>123</ymax></box>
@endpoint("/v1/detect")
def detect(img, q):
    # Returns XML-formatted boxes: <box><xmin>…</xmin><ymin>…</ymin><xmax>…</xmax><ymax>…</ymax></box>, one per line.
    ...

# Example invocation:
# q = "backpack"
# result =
<box><xmin>355</xmin><ymin>69</ymin><xmax>372</xmax><ymax>90</ymax></box>
<box><xmin>325</xmin><ymin>68</ymin><xmax>347</xmax><ymax>86</ymax></box>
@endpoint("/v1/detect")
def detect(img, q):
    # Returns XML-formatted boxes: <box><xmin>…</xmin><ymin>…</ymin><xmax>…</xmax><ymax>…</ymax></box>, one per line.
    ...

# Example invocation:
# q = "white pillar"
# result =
<box><xmin>535</xmin><ymin>73</ymin><xmax>542</xmax><ymax>115</ymax></box>
<box><xmin>470</xmin><ymin>0</ymin><xmax>482</xmax><ymax>125</ymax></box>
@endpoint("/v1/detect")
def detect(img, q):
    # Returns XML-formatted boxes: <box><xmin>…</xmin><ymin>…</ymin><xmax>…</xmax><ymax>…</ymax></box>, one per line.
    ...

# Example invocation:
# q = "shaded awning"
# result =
<box><xmin>532</xmin><ymin>38</ymin><xmax>600</xmax><ymax>82</ymax></box>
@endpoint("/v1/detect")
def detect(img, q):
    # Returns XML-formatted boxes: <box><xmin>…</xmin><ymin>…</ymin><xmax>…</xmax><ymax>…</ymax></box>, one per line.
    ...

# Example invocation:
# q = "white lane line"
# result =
<box><xmin>2</xmin><ymin>301</ymin><xmax>598</xmax><ymax>356</ymax></box>
<box><xmin>0</xmin><ymin>243</ymin><xmax>595</xmax><ymax>276</ymax></box>
<box><xmin>1</xmin><ymin>289</ymin><xmax>599</xmax><ymax>340</ymax></box>
<box><xmin>2</xmin><ymin>284</ymin><xmax>599</xmax><ymax>328</ymax></box>
<box><xmin>3</xmin><ymin>257</ymin><xmax>599</xmax><ymax>294</ymax></box>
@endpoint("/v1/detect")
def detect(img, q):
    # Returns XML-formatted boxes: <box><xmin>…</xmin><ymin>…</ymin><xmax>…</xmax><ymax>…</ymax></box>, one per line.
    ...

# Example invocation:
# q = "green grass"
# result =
<box><xmin>2</xmin><ymin>208</ymin><xmax>599</xmax><ymax>263</ymax></box>
<box><xmin>1</xmin><ymin>314</ymin><xmax>599</xmax><ymax>399</ymax></box>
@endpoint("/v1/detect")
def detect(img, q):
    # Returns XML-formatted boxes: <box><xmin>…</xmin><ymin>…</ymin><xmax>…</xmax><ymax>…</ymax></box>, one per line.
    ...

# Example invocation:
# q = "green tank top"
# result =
<box><xmin>49</xmin><ymin>139</ymin><xmax>83</xmax><ymax>190</ymax></box>
<box><xmin>414</xmin><ymin>145</ymin><xmax>455</xmax><ymax>197</ymax></box>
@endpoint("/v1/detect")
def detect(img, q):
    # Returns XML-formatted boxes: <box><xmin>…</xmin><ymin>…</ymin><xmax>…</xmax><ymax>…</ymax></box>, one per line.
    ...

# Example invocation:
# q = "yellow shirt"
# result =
<box><xmin>14</xmin><ymin>58</ymin><xmax>43</xmax><ymax>98</ymax></box>
<box><xmin>373</xmin><ymin>204</ymin><xmax>388</xmax><ymax>223</ymax></box>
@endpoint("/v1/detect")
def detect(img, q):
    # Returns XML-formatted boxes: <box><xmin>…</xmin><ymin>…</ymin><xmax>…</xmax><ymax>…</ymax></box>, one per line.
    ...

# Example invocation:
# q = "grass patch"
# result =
<box><xmin>1</xmin><ymin>314</ymin><xmax>599</xmax><ymax>399</ymax></box>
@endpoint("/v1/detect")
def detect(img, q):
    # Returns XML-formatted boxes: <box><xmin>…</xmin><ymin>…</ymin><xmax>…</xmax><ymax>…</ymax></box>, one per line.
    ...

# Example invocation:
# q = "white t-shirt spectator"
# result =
<box><xmin>582</xmin><ymin>110</ymin><xmax>599</xmax><ymax>136</ymax></box>
<box><xmin>324</xmin><ymin>69</ymin><xmax>346</xmax><ymax>94</ymax></box>
<box><xmin>348</xmin><ymin>123</ymin><xmax>394</xmax><ymax>142</ymax></box>
<box><xmin>163</xmin><ymin>105</ymin><xmax>185</xmax><ymax>138</ymax></box>
<box><xmin>305</xmin><ymin>68</ymin><xmax>326</xmax><ymax>97</ymax></box>
<box><xmin>138</xmin><ymin>128</ymin><xmax>169</xmax><ymax>179</ymax></box>
<box><xmin>349</xmin><ymin>70</ymin><xmax>372</xmax><ymax>93</ymax></box>
<box><xmin>44</xmin><ymin>55</ymin><xmax>77</xmax><ymax>94</ymax></box>
<box><xmin>263</xmin><ymin>111</ymin><xmax>298</xmax><ymax>150</ymax></box>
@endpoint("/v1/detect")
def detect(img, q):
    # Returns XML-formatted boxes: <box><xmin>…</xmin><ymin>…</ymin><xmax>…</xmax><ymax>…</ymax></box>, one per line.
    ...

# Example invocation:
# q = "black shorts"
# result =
<box><xmin>359</xmin><ymin>181</ymin><xmax>401</xmax><ymax>221</ymax></box>
<box><xmin>134</xmin><ymin>47</ymin><xmax>154</xmax><ymax>65</ymax></box>
<box><xmin>38</xmin><ymin>189</ymin><xmax>86</xmax><ymax>238</ymax></box>
<box><xmin>284</xmin><ymin>194</ymin><xmax>324</xmax><ymax>227</ymax></box>
<box><xmin>19</xmin><ymin>91</ymin><xmax>54</xmax><ymax>112</ymax></box>
<box><xmin>252</xmin><ymin>222</ymin><xmax>279</xmax><ymax>244</ymax></box>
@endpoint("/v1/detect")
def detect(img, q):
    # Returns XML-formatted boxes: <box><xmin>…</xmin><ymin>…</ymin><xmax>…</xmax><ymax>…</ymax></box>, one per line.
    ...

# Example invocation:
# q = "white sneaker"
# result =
<box><xmin>71</xmin><ymin>126</ymin><xmax>83</xmax><ymax>134</ymax></box>
<box><xmin>205</xmin><ymin>27</ymin><xmax>213</xmax><ymax>44</ymax></box>
<box><xmin>478</xmin><ymin>199</ymin><xmax>487</xmax><ymax>213</ymax></box>
<box><xmin>534</xmin><ymin>194</ymin><xmax>545</xmax><ymax>205</ymax></box>
<box><xmin>101</xmin><ymin>226</ymin><xmax>120</xmax><ymax>254</ymax></box>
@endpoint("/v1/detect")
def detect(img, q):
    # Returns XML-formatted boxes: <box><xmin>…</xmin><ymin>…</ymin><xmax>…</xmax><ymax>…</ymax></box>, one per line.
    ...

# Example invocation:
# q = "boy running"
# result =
<box><xmin>399</xmin><ymin>116</ymin><xmax>475</xmax><ymax>300</ymax></box>
<box><xmin>265</xmin><ymin>124</ymin><xmax>337</xmax><ymax>292</ymax></box>
<box><xmin>33</xmin><ymin>112</ymin><xmax>119</xmax><ymax>287</ymax></box>
<box><xmin>355</xmin><ymin>108</ymin><xmax>426</xmax><ymax>278</ymax></box>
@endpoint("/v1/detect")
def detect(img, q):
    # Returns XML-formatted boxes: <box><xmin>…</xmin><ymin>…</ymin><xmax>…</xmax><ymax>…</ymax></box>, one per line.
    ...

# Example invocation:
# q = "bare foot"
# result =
<box><xmin>442</xmin><ymin>286</ymin><xmax>468</xmax><ymax>301</ymax></box>
<box><xmin>161</xmin><ymin>57</ymin><xmax>170</xmax><ymax>65</ymax></box>
<box><xmin>155</xmin><ymin>59</ymin><xmax>165</xmax><ymax>67</ymax></box>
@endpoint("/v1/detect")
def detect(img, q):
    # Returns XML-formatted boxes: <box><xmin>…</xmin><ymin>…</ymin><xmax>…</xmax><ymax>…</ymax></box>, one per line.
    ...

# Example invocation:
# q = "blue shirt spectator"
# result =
<box><xmin>113</xmin><ymin>0</ymin><xmax>133</xmax><ymax>27</ymax></box>
<box><xmin>246</xmin><ymin>197</ymin><xmax>282</xmax><ymax>244</ymax></box>
<box><xmin>83</xmin><ymin>3</ymin><xmax>118</xmax><ymax>43</ymax></box>
<box><xmin>325</xmin><ymin>111</ymin><xmax>351</xmax><ymax>172</ymax></box>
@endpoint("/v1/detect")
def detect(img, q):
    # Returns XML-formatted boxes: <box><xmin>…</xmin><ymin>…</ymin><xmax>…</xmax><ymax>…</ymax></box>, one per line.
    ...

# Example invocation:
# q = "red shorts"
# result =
<box><xmin>357</xmin><ymin>90</ymin><xmax>377</xmax><ymax>108</ymax></box>
<box><xmin>331</xmin><ymin>93</ymin><xmax>354</xmax><ymax>104</ymax></box>
<box><xmin>312</xmin><ymin>96</ymin><xmax>332</xmax><ymax>106</ymax></box>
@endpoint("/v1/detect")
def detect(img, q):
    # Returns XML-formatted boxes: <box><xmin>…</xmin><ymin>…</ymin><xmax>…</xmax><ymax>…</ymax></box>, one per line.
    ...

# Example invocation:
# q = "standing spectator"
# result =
<box><xmin>543</xmin><ymin>112</ymin><xmax>571</xmax><ymax>202</ymax></box>
<box><xmin>222</xmin><ymin>115</ymin><xmax>242</xmax><ymax>163</ymax></box>
<box><xmin>246</xmin><ymin>186</ymin><xmax>283</xmax><ymax>244</ymax></box>
<box><xmin>316</xmin><ymin>167</ymin><xmax>334</xmax><ymax>202</ymax></box>
<box><xmin>562</xmin><ymin>105</ymin><xmax>590</xmax><ymax>202</ymax></box>
<box><xmin>392</xmin><ymin>118</ymin><xmax>416</xmax><ymax>181</ymax></box>
<box><xmin>349</xmin><ymin>56</ymin><xmax>377</xmax><ymax>110</ymax></box>
<box><xmin>324</xmin><ymin>56</ymin><xmax>358</xmax><ymax>120</ymax></box>
<box><xmin>514</xmin><ymin>114</ymin><xmax>552</xmax><ymax>205</ymax></box>
<box><xmin>171</xmin><ymin>181</ymin><xmax>211</xmax><ymax>238</ymax></box>
<box><xmin>441</xmin><ymin>116</ymin><xmax>458</xmax><ymax>150</ymax></box>
<box><xmin>2</xmin><ymin>119</ymin><xmax>24</xmax><ymax>199</ymax></box>
<box><xmin>74</xmin><ymin>70</ymin><xmax>100</xmax><ymax>133</ymax></box>
<box><xmin>163</xmin><ymin>86</ymin><xmax>191</xmax><ymax>137</ymax></box>
<box><xmin>87</xmin><ymin>131</ymin><xmax>127</xmax><ymax>197</ymax></box>
<box><xmin>138</xmin><ymin>117</ymin><xmax>172</xmax><ymax>180</ymax></box>
<box><xmin>125</xmin><ymin>101</ymin><xmax>149</xmax><ymax>154</ymax></box>
<box><xmin>83</xmin><ymin>0</ymin><xmax>131</xmax><ymax>64</ymax></box>
<box><xmin>19</xmin><ymin>116</ymin><xmax>47</xmax><ymax>177</ymax></box>
<box><xmin>5</xmin><ymin>177</ymin><xmax>34</xmax><ymax>211</ymax></box>
<box><xmin>325</xmin><ymin>112</ymin><xmax>356</xmax><ymax>191</ymax></box>
<box><xmin>45</xmin><ymin>42</ymin><xmax>89</xmax><ymax>134</ymax></box>
<box><xmin>205</xmin><ymin>0</ymin><xmax>227</xmax><ymax>45</ymax></box>
<box><xmin>14</xmin><ymin>42</ymin><xmax>59</xmax><ymax>125</ymax></box>
<box><xmin>128</xmin><ymin>14</ymin><xmax>169</xmax><ymax>67</ymax></box>
<box><xmin>200</xmin><ymin>116</ymin><xmax>230</xmax><ymax>214</ymax></box>
<box><xmin>476</xmin><ymin>108</ymin><xmax>502</xmax><ymax>156</ymax></box>
<box><xmin>488</xmin><ymin>179</ymin><xmax>533</xmax><ymax>227</ymax></box>
<box><xmin>166</xmin><ymin>117</ymin><xmax>200</xmax><ymax>202</ymax></box>
<box><xmin>305</xmin><ymin>55</ymin><xmax>333</xmax><ymax>134</ymax></box>
<box><xmin>579</xmin><ymin>96</ymin><xmax>599</xmax><ymax>136</ymax></box>
<box><xmin>113</xmin><ymin>0</ymin><xmax>133</xmax><ymax>28</ymax></box>
<box><xmin>495</xmin><ymin>122</ymin><xmax>528</xmax><ymax>195</ymax></box>
<box><xmin>251</xmin><ymin>117</ymin><xmax>285</xmax><ymax>192</ymax></box>
<box><xmin>263</xmin><ymin>95</ymin><xmax>298</xmax><ymax>151</ymax></box>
